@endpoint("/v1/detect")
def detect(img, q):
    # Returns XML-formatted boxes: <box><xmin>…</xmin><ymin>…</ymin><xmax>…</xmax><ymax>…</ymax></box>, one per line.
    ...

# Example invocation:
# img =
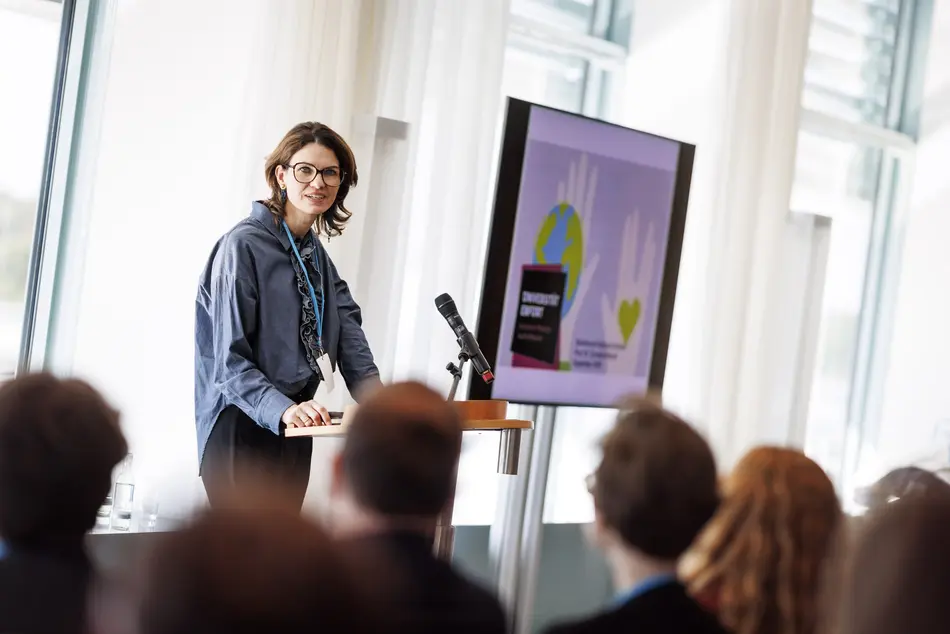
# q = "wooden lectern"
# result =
<box><xmin>285</xmin><ymin>400</ymin><xmax>532</xmax><ymax>561</ymax></box>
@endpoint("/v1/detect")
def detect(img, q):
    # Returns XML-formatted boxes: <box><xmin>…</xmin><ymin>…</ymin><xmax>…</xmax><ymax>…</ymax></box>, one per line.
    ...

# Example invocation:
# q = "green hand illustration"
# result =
<box><xmin>600</xmin><ymin>210</ymin><xmax>657</xmax><ymax>373</ymax></box>
<box><xmin>617</xmin><ymin>298</ymin><xmax>641</xmax><ymax>346</ymax></box>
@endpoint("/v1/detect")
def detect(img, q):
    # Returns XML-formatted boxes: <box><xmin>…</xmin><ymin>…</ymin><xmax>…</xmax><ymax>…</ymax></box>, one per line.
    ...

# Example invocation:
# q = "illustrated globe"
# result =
<box><xmin>533</xmin><ymin>202</ymin><xmax>584</xmax><ymax>318</ymax></box>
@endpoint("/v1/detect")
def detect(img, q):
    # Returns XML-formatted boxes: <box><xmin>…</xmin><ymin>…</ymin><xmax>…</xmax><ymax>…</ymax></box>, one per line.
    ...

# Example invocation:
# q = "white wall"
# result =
<box><xmin>877</xmin><ymin>0</ymin><xmax>950</xmax><ymax>469</ymax></box>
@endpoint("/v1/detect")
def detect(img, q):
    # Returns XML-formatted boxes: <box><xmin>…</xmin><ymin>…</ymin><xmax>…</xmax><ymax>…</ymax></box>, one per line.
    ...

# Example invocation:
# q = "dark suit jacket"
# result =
<box><xmin>0</xmin><ymin>545</ymin><xmax>93</xmax><ymax>634</ymax></box>
<box><xmin>544</xmin><ymin>581</ymin><xmax>728</xmax><ymax>634</ymax></box>
<box><xmin>346</xmin><ymin>531</ymin><xmax>508</xmax><ymax>634</ymax></box>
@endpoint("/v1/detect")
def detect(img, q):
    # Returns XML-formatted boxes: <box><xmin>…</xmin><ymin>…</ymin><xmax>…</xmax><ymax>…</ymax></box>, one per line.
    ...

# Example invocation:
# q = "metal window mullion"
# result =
<box><xmin>884</xmin><ymin>0</ymin><xmax>917</xmax><ymax>131</ymax></box>
<box><xmin>895</xmin><ymin>0</ymin><xmax>933</xmax><ymax>138</ymax></box>
<box><xmin>580</xmin><ymin>64</ymin><xmax>604</xmax><ymax>118</ymax></box>
<box><xmin>590</xmin><ymin>0</ymin><xmax>613</xmax><ymax>39</ymax></box>
<box><xmin>843</xmin><ymin>153</ymin><xmax>895</xmax><ymax>440</ymax></box>
<box><xmin>852</xmin><ymin>149</ymin><xmax>916</xmax><ymax>485</ymax></box>
<box><xmin>16</xmin><ymin>0</ymin><xmax>84</xmax><ymax>376</ymax></box>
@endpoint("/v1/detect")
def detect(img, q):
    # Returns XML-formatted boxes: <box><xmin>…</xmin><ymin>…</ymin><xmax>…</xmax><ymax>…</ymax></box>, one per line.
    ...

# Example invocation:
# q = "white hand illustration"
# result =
<box><xmin>557</xmin><ymin>153</ymin><xmax>600</xmax><ymax>370</ymax></box>
<box><xmin>600</xmin><ymin>210</ymin><xmax>657</xmax><ymax>374</ymax></box>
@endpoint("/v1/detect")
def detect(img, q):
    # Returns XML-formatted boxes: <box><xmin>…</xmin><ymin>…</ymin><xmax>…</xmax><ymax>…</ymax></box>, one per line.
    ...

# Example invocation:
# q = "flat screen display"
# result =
<box><xmin>469</xmin><ymin>99</ymin><xmax>694</xmax><ymax>407</ymax></box>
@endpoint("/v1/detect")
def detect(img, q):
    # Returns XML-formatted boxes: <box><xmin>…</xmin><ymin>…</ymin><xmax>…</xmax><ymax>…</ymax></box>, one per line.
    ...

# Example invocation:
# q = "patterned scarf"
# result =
<box><xmin>287</xmin><ymin>234</ymin><xmax>325</xmax><ymax>376</ymax></box>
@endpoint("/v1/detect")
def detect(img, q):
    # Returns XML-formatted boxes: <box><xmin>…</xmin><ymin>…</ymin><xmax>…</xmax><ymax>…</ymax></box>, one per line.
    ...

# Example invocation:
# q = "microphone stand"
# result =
<box><xmin>445</xmin><ymin>349</ymin><xmax>470</xmax><ymax>403</ymax></box>
<box><xmin>435</xmin><ymin>348</ymin><xmax>469</xmax><ymax>563</ymax></box>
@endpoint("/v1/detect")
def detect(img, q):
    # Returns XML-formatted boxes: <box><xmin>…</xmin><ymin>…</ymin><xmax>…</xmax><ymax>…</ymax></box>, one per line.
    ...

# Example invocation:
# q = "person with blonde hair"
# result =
<box><xmin>681</xmin><ymin>446</ymin><xmax>841</xmax><ymax>634</ymax></box>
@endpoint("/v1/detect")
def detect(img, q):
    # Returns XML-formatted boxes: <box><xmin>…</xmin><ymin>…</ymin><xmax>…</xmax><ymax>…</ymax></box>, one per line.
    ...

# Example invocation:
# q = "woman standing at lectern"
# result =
<box><xmin>195</xmin><ymin>122</ymin><xmax>381</xmax><ymax>510</ymax></box>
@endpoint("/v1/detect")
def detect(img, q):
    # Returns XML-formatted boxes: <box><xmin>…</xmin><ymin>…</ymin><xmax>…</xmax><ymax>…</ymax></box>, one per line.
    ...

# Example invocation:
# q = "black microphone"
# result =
<box><xmin>435</xmin><ymin>293</ymin><xmax>494</xmax><ymax>384</ymax></box>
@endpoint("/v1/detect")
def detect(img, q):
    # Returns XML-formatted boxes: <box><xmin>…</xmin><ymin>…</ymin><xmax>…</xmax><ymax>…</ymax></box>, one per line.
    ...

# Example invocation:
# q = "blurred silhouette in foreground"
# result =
<box><xmin>544</xmin><ymin>400</ymin><xmax>726</xmax><ymax>634</ymax></box>
<box><xmin>853</xmin><ymin>465</ymin><xmax>950</xmax><ymax>509</ymax></box>
<box><xmin>329</xmin><ymin>380</ymin><xmax>507</xmax><ymax>634</ymax></box>
<box><xmin>106</xmin><ymin>488</ymin><xmax>379</xmax><ymax>634</ymax></box>
<box><xmin>682</xmin><ymin>447</ymin><xmax>841</xmax><ymax>634</ymax></box>
<box><xmin>836</xmin><ymin>496</ymin><xmax>950</xmax><ymax>634</ymax></box>
<box><xmin>0</xmin><ymin>373</ymin><xmax>127</xmax><ymax>634</ymax></box>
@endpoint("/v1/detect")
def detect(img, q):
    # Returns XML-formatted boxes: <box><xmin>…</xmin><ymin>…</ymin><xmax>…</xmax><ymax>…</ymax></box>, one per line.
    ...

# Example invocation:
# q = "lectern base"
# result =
<box><xmin>431</xmin><ymin>426</ymin><xmax>526</xmax><ymax>561</ymax></box>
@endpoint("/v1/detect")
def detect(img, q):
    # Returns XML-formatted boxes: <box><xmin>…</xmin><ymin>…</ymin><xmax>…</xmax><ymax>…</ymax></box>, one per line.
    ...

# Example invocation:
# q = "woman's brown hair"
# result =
<box><xmin>261</xmin><ymin>121</ymin><xmax>358</xmax><ymax>238</ymax></box>
<box><xmin>680</xmin><ymin>446</ymin><xmax>841</xmax><ymax>634</ymax></box>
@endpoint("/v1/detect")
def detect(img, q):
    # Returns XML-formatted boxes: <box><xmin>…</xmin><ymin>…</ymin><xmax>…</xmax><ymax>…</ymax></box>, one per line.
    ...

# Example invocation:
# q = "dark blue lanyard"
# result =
<box><xmin>282</xmin><ymin>221</ymin><xmax>324</xmax><ymax>349</ymax></box>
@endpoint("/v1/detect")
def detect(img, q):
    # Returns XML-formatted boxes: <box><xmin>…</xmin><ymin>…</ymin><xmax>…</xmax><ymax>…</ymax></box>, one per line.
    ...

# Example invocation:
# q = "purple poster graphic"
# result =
<box><xmin>491</xmin><ymin>106</ymin><xmax>681</xmax><ymax>407</ymax></box>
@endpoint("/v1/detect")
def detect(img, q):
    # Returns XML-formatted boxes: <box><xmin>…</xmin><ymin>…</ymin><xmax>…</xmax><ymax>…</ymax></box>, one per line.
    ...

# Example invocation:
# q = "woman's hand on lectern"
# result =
<box><xmin>281</xmin><ymin>401</ymin><xmax>331</xmax><ymax>427</ymax></box>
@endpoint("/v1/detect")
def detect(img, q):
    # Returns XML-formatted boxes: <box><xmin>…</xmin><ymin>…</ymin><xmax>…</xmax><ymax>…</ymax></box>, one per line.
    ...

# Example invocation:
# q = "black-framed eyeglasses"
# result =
<box><xmin>286</xmin><ymin>162</ymin><xmax>344</xmax><ymax>187</ymax></box>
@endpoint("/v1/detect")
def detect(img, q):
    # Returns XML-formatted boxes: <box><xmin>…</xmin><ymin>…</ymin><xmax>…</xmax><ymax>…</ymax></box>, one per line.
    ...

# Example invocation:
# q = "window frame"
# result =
<box><xmin>14</xmin><ymin>0</ymin><xmax>95</xmax><ymax>377</ymax></box>
<box><xmin>797</xmin><ymin>0</ymin><xmax>930</xmax><ymax>498</ymax></box>
<box><xmin>506</xmin><ymin>0</ymin><xmax>628</xmax><ymax>119</ymax></box>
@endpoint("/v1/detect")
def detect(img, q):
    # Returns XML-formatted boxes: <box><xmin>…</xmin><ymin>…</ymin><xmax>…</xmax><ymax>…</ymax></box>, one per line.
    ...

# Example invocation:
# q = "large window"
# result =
<box><xmin>503</xmin><ymin>0</ymin><xmax>631</xmax><ymax>118</ymax></box>
<box><xmin>797</xmin><ymin>0</ymin><xmax>924</xmax><ymax>506</ymax></box>
<box><xmin>803</xmin><ymin>0</ymin><xmax>908</xmax><ymax>126</ymax></box>
<box><xmin>0</xmin><ymin>0</ymin><xmax>64</xmax><ymax>377</ymax></box>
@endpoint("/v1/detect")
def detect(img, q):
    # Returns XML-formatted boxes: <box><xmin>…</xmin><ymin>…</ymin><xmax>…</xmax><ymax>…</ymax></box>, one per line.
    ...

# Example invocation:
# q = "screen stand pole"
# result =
<box><xmin>435</xmin><ymin>351</ymin><xmax>470</xmax><ymax>562</ymax></box>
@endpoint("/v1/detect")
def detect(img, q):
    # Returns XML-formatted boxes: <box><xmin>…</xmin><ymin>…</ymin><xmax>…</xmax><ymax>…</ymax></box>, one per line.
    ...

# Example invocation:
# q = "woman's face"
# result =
<box><xmin>276</xmin><ymin>142</ymin><xmax>341</xmax><ymax>218</ymax></box>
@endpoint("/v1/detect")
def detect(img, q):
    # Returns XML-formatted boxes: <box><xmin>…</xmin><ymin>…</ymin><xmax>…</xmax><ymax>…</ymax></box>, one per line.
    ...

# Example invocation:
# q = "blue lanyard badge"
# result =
<box><xmin>282</xmin><ymin>221</ymin><xmax>324</xmax><ymax>349</ymax></box>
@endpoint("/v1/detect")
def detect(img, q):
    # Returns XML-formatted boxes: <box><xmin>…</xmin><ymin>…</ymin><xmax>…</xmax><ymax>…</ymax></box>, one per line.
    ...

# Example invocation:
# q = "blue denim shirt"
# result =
<box><xmin>194</xmin><ymin>202</ymin><xmax>379</xmax><ymax>467</ymax></box>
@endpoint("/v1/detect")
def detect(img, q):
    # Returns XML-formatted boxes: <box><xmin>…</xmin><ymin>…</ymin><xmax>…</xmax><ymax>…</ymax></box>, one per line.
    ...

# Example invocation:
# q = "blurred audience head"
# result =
<box><xmin>837</xmin><ymin>496</ymin><xmax>950</xmax><ymax>634</ymax></box>
<box><xmin>854</xmin><ymin>465</ymin><xmax>950</xmax><ymax>510</ymax></box>
<box><xmin>682</xmin><ymin>446</ymin><xmax>841</xmax><ymax>634</ymax></box>
<box><xmin>0</xmin><ymin>373</ymin><xmax>127</xmax><ymax>547</ymax></box>
<box><xmin>587</xmin><ymin>400</ymin><xmax>719</xmax><ymax>566</ymax></box>
<box><xmin>330</xmin><ymin>381</ymin><xmax>463</xmax><ymax>535</ymax></box>
<box><xmin>128</xmin><ymin>503</ymin><xmax>375</xmax><ymax>634</ymax></box>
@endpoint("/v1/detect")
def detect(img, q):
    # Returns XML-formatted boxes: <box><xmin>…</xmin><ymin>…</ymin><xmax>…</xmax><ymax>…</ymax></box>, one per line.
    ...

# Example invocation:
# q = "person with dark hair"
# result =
<box><xmin>328</xmin><ymin>381</ymin><xmax>507</xmax><ymax>634</ymax></box>
<box><xmin>125</xmin><ymin>502</ymin><xmax>378</xmax><ymax>634</ymax></box>
<box><xmin>854</xmin><ymin>465</ymin><xmax>950</xmax><ymax>509</ymax></box>
<box><xmin>0</xmin><ymin>373</ymin><xmax>127</xmax><ymax>634</ymax></box>
<box><xmin>544</xmin><ymin>400</ymin><xmax>726</xmax><ymax>634</ymax></box>
<box><xmin>195</xmin><ymin>121</ymin><xmax>382</xmax><ymax>509</ymax></box>
<box><xmin>835</xmin><ymin>496</ymin><xmax>950</xmax><ymax>634</ymax></box>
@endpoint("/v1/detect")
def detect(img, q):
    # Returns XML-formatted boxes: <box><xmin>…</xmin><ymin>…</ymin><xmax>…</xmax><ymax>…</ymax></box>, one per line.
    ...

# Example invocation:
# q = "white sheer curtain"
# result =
<box><xmin>344</xmin><ymin>0</ymin><xmax>511</xmax><ymax>393</ymax></box>
<box><xmin>47</xmin><ymin>0</ymin><xmax>511</xmax><ymax>520</ymax></box>
<box><xmin>313</xmin><ymin>0</ymin><xmax>512</xmax><ymax>521</ymax></box>
<box><xmin>690</xmin><ymin>0</ymin><xmax>816</xmax><ymax>466</ymax></box>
